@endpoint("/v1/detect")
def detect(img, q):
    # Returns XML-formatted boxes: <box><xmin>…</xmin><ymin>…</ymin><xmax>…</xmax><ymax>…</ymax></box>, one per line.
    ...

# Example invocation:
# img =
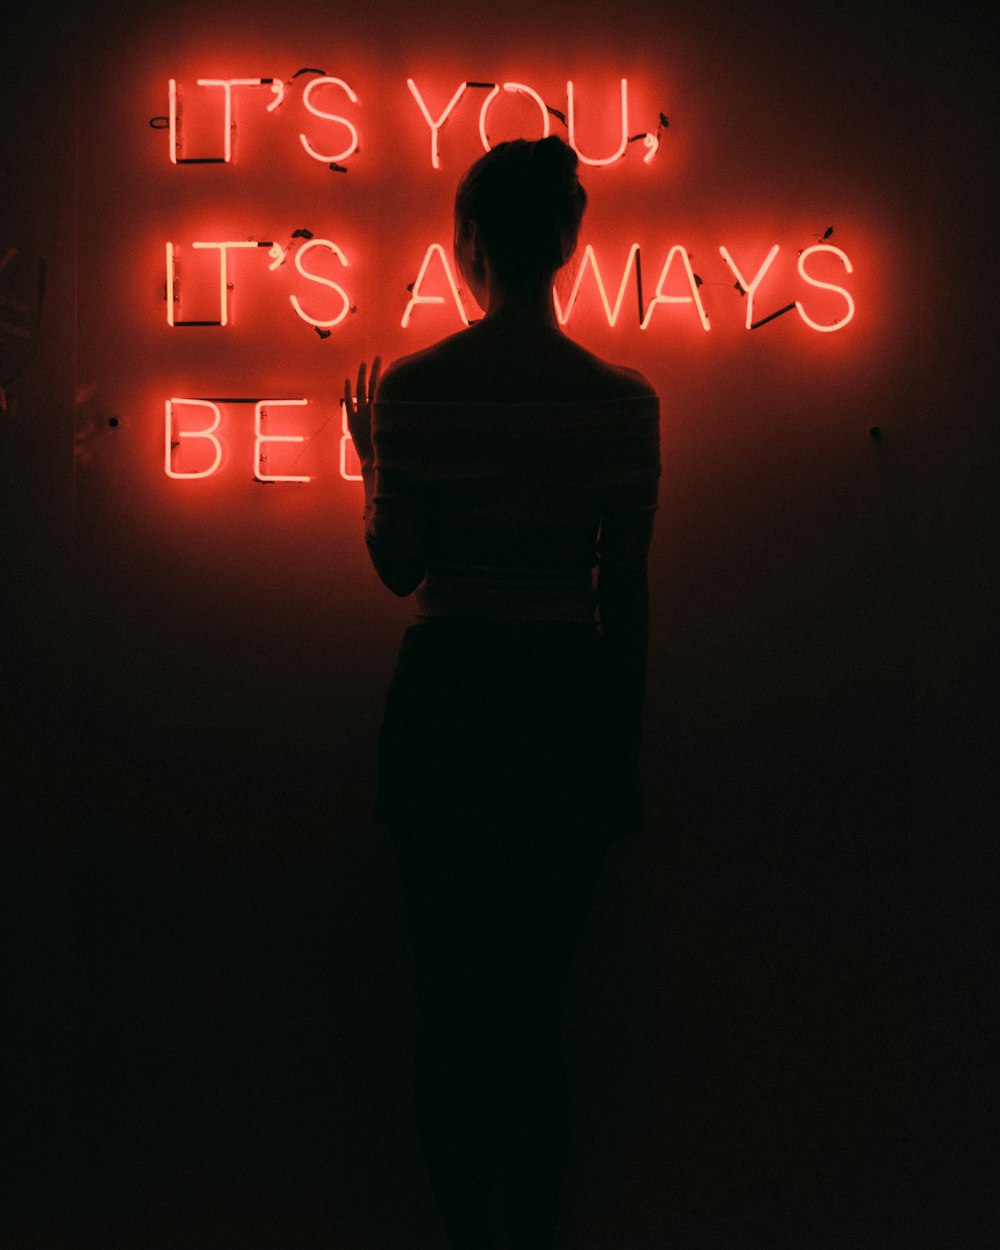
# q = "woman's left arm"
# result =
<box><xmin>345</xmin><ymin>358</ymin><xmax>428</xmax><ymax>597</ymax></box>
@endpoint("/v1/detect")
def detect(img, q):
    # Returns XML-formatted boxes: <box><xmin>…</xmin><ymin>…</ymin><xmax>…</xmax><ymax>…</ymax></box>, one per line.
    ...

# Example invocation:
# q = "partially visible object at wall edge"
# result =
<box><xmin>0</xmin><ymin>247</ymin><xmax>46</xmax><ymax>413</ymax></box>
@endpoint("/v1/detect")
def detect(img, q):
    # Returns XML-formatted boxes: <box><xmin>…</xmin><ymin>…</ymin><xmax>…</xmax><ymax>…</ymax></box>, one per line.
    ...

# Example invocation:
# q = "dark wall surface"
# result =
<box><xmin>3</xmin><ymin>1</ymin><xmax>995</xmax><ymax>1245</ymax></box>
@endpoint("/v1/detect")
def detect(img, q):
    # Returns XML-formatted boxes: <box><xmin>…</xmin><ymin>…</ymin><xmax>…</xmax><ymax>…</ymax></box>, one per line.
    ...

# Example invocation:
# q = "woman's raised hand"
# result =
<box><xmin>344</xmin><ymin>355</ymin><xmax>381</xmax><ymax>465</ymax></box>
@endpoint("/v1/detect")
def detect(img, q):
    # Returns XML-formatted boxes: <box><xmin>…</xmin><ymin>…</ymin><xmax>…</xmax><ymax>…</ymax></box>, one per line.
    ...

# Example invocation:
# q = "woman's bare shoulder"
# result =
<box><xmin>375</xmin><ymin>332</ymin><xmax>479</xmax><ymax>403</ymax></box>
<box><xmin>560</xmin><ymin>339</ymin><xmax>657</xmax><ymax>401</ymax></box>
<box><xmin>376</xmin><ymin>327</ymin><xmax>657</xmax><ymax>404</ymax></box>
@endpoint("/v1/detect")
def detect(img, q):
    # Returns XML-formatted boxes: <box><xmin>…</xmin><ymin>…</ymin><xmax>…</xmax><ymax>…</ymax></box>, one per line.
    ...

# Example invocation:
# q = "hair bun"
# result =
<box><xmin>455</xmin><ymin>136</ymin><xmax>588</xmax><ymax>280</ymax></box>
<box><xmin>529</xmin><ymin>135</ymin><xmax>579</xmax><ymax>187</ymax></box>
<box><xmin>533</xmin><ymin>134</ymin><xmax>578</xmax><ymax>166</ymax></box>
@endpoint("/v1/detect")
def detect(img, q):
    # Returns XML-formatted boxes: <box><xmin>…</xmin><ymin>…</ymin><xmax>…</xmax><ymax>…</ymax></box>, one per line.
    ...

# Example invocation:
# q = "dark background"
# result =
<box><xmin>3</xmin><ymin>1</ymin><xmax>996</xmax><ymax>1245</ymax></box>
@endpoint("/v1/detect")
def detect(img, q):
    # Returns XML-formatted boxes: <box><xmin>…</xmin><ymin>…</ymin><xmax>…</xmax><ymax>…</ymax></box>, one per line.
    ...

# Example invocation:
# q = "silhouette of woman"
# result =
<box><xmin>346</xmin><ymin>136</ymin><xmax>660</xmax><ymax>1250</ymax></box>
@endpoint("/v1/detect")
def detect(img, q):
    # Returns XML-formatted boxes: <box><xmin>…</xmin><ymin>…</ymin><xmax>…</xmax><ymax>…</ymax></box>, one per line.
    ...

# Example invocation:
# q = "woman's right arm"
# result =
<box><xmin>345</xmin><ymin>358</ymin><xmax>428</xmax><ymax>598</ymax></box>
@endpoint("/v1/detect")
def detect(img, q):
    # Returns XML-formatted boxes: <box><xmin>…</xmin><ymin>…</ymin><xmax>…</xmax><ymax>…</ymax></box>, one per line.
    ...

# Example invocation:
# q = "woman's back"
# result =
<box><xmin>369</xmin><ymin>324</ymin><xmax>660</xmax><ymax>622</ymax></box>
<box><xmin>377</xmin><ymin>320</ymin><xmax>655</xmax><ymax>405</ymax></box>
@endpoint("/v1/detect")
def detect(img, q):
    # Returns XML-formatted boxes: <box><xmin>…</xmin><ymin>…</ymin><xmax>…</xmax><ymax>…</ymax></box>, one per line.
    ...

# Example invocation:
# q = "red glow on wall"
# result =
<box><xmin>72</xmin><ymin>55</ymin><xmax>878</xmax><ymax>503</ymax></box>
<box><xmin>55</xmin><ymin>8</ymin><xmax>922</xmax><ymax>794</ymax></box>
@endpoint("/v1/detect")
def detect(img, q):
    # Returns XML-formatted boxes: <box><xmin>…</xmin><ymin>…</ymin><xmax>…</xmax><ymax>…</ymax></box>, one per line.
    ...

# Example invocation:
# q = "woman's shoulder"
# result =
<box><xmin>376</xmin><ymin>332</ymin><xmax>476</xmax><ymax>403</ymax></box>
<box><xmin>558</xmin><ymin>339</ymin><xmax>657</xmax><ymax>402</ymax></box>
<box><xmin>377</xmin><ymin>327</ymin><xmax>657</xmax><ymax>405</ymax></box>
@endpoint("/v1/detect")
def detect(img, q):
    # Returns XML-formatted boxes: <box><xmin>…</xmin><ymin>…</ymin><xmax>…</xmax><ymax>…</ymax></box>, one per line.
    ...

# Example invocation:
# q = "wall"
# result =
<box><xmin>69</xmin><ymin>0</ymin><xmax>926</xmax><ymax>801</ymax></box>
<box><xmin>3</xmin><ymin>0</ymin><xmax>994</xmax><ymax>1244</ymax></box>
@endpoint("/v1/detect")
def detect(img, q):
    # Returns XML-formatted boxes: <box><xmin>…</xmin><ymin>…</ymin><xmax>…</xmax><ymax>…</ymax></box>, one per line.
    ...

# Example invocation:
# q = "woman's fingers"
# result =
<box><xmin>346</xmin><ymin>357</ymin><xmax>381</xmax><ymax>424</ymax></box>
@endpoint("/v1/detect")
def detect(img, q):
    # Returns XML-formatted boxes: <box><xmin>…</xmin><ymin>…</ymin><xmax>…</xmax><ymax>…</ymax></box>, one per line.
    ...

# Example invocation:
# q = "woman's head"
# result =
<box><xmin>454</xmin><ymin>136</ymin><xmax>587</xmax><ymax>298</ymax></box>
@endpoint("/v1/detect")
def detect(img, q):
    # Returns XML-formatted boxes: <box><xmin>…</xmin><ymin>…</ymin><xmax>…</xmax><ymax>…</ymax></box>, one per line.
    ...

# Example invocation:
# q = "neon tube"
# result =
<box><xmin>254</xmin><ymin>400</ymin><xmax>311</xmax><ymax>482</ymax></box>
<box><xmin>566</xmin><ymin>78</ymin><xmax>629</xmax><ymax>166</ymax></box>
<box><xmin>406</xmin><ymin>79</ymin><xmax>467</xmax><ymax>169</ymax></box>
<box><xmin>165</xmin><ymin>399</ymin><xmax>223</xmax><ymax>478</ymax></box>
<box><xmin>190</xmin><ymin>241</ymin><xmax>258</xmax><ymax>326</ymax></box>
<box><xmin>476</xmin><ymin>85</ymin><xmax>500</xmax><ymax>149</ymax></box>
<box><xmin>795</xmin><ymin>244</ymin><xmax>855</xmax><ymax>332</ymax></box>
<box><xmin>195</xmin><ymin>78</ymin><xmax>265</xmax><ymax>162</ymax></box>
<box><xmin>401</xmin><ymin>244</ymin><xmax>470</xmax><ymax>327</ymax></box>
<box><xmin>553</xmin><ymin>243</ymin><xmax>640</xmax><ymax>326</ymax></box>
<box><xmin>289</xmin><ymin>239</ymin><xmax>351</xmax><ymax>327</ymax></box>
<box><xmin>168</xmin><ymin>79</ymin><xmax>179</xmax><ymax>164</ymax></box>
<box><xmin>639</xmin><ymin>245</ymin><xmax>711</xmax><ymax>331</ymax></box>
<box><xmin>165</xmin><ymin>242</ymin><xmax>176</xmax><ymax>325</ymax></box>
<box><xmin>299</xmin><ymin>77</ymin><xmax>359</xmax><ymax>164</ymax></box>
<box><xmin>478</xmin><ymin>82</ymin><xmax>552</xmax><ymax>150</ymax></box>
<box><xmin>339</xmin><ymin>400</ymin><xmax>363</xmax><ymax>481</ymax></box>
<box><xmin>718</xmin><ymin>244</ymin><xmax>780</xmax><ymax>330</ymax></box>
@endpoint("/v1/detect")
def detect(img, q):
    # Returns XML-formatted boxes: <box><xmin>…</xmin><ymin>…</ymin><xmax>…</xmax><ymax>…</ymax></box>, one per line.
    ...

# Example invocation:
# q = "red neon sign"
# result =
<box><xmin>164</xmin><ymin>395</ymin><xmax>367</xmax><ymax>481</ymax></box>
<box><xmin>154</xmin><ymin>70</ymin><xmax>861</xmax><ymax>487</ymax></box>
<box><xmin>164</xmin><ymin>233</ymin><xmax>855</xmax><ymax>336</ymax></box>
<box><xmin>167</xmin><ymin>75</ymin><xmax>663</xmax><ymax>170</ymax></box>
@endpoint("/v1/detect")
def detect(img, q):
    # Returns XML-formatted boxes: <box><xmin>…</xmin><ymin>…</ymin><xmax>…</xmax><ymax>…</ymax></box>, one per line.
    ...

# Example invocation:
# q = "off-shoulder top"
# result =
<box><xmin>363</xmin><ymin>395</ymin><xmax>661</xmax><ymax>622</ymax></box>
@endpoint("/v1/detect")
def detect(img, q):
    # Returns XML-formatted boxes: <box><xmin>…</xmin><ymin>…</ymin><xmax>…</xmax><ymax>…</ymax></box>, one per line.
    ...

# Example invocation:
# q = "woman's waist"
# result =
<box><xmin>416</xmin><ymin>564</ymin><xmax>596</xmax><ymax>624</ymax></box>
